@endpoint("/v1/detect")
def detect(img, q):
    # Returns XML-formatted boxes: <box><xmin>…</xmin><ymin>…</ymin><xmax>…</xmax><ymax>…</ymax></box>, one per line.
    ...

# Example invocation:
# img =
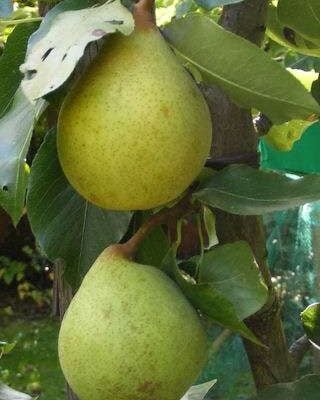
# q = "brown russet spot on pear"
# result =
<box><xmin>58</xmin><ymin>245</ymin><xmax>208</xmax><ymax>400</ymax></box>
<box><xmin>57</xmin><ymin>15</ymin><xmax>212</xmax><ymax>211</ymax></box>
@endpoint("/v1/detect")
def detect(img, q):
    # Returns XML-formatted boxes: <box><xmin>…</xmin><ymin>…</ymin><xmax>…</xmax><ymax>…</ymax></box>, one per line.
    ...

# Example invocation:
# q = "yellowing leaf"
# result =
<box><xmin>265</xmin><ymin>119</ymin><xmax>313</xmax><ymax>151</ymax></box>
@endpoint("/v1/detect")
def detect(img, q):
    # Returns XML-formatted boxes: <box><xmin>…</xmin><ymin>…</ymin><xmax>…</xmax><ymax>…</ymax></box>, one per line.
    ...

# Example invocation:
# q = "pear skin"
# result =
<box><xmin>57</xmin><ymin>28</ymin><xmax>212</xmax><ymax>210</ymax></box>
<box><xmin>58</xmin><ymin>247</ymin><xmax>208</xmax><ymax>400</ymax></box>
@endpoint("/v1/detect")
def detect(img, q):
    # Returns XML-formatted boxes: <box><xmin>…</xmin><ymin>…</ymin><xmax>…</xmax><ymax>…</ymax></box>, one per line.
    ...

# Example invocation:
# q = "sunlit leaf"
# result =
<box><xmin>21</xmin><ymin>0</ymin><xmax>134</xmax><ymax>100</ymax></box>
<box><xmin>278</xmin><ymin>0</ymin><xmax>320</xmax><ymax>46</ymax></box>
<box><xmin>0</xmin><ymin>89</ymin><xmax>46</xmax><ymax>225</ymax></box>
<box><xmin>164</xmin><ymin>14</ymin><xmax>320</xmax><ymax>124</ymax></box>
<box><xmin>0</xmin><ymin>23</ymin><xmax>39</xmax><ymax>118</ymax></box>
<box><xmin>266</xmin><ymin>5</ymin><xmax>320</xmax><ymax>58</ymax></box>
<box><xmin>301</xmin><ymin>303</ymin><xmax>320</xmax><ymax>349</ymax></box>
<box><xmin>180</xmin><ymin>380</ymin><xmax>217</xmax><ymax>400</ymax></box>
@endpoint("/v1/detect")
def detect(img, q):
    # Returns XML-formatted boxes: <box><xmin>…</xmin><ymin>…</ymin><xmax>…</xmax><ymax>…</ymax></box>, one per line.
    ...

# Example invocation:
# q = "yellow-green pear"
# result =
<box><xmin>57</xmin><ymin>2</ymin><xmax>212</xmax><ymax>211</ymax></box>
<box><xmin>58</xmin><ymin>245</ymin><xmax>208</xmax><ymax>400</ymax></box>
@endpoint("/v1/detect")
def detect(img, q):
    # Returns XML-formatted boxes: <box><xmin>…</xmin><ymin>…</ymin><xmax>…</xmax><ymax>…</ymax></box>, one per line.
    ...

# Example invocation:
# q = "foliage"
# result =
<box><xmin>1</xmin><ymin>0</ymin><xmax>320</xmax><ymax>398</ymax></box>
<box><xmin>164</xmin><ymin>15</ymin><xmax>320</xmax><ymax>124</ymax></box>
<box><xmin>301</xmin><ymin>303</ymin><xmax>320</xmax><ymax>349</ymax></box>
<box><xmin>0</xmin><ymin>246</ymin><xmax>52</xmax><ymax>309</ymax></box>
<box><xmin>252</xmin><ymin>374</ymin><xmax>320</xmax><ymax>400</ymax></box>
<box><xmin>0</xmin><ymin>318</ymin><xmax>64</xmax><ymax>399</ymax></box>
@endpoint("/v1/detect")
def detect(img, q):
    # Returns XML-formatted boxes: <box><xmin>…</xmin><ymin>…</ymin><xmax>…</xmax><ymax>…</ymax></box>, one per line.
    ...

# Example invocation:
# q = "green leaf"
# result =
<box><xmin>163</xmin><ymin>14</ymin><xmax>320</xmax><ymax>124</ymax></box>
<box><xmin>27</xmin><ymin>129</ymin><xmax>132</xmax><ymax>287</ymax></box>
<box><xmin>194</xmin><ymin>165</ymin><xmax>320</xmax><ymax>215</ymax></box>
<box><xmin>161</xmin><ymin>248</ymin><xmax>262</xmax><ymax>345</ymax></box>
<box><xmin>0</xmin><ymin>384</ymin><xmax>34</xmax><ymax>400</ymax></box>
<box><xmin>301</xmin><ymin>303</ymin><xmax>320</xmax><ymax>349</ymax></box>
<box><xmin>0</xmin><ymin>22</ymin><xmax>42</xmax><ymax>224</ymax></box>
<box><xmin>136</xmin><ymin>214</ymin><xmax>170</xmax><ymax>267</ymax></box>
<box><xmin>266</xmin><ymin>5</ymin><xmax>320</xmax><ymax>58</ymax></box>
<box><xmin>0</xmin><ymin>89</ymin><xmax>46</xmax><ymax>225</ymax></box>
<box><xmin>251</xmin><ymin>375</ymin><xmax>320</xmax><ymax>400</ymax></box>
<box><xmin>278</xmin><ymin>0</ymin><xmax>320</xmax><ymax>46</ymax></box>
<box><xmin>199</xmin><ymin>241</ymin><xmax>268</xmax><ymax>319</ymax></box>
<box><xmin>0</xmin><ymin>22</ymin><xmax>39</xmax><ymax>118</ymax></box>
<box><xmin>0</xmin><ymin>341</ymin><xmax>16</xmax><ymax>357</ymax></box>
<box><xmin>312</xmin><ymin>79</ymin><xmax>320</xmax><ymax>105</ymax></box>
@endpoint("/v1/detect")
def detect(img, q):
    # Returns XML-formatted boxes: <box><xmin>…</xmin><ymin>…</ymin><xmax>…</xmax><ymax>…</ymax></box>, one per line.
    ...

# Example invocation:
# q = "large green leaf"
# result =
<box><xmin>161</xmin><ymin>248</ymin><xmax>262</xmax><ymax>345</ymax></box>
<box><xmin>278</xmin><ymin>0</ymin><xmax>320</xmax><ymax>46</ymax></box>
<box><xmin>163</xmin><ymin>14</ymin><xmax>320</xmax><ymax>124</ymax></box>
<box><xmin>27</xmin><ymin>129</ymin><xmax>132</xmax><ymax>287</ymax></box>
<box><xmin>0</xmin><ymin>22</ymin><xmax>39</xmax><ymax>117</ymax></box>
<box><xmin>199</xmin><ymin>241</ymin><xmax>268</xmax><ymax>319</ymax></box>
<box><xmin>194</xmin><ymin>165</ymin><xmax>320</xmax><ymax>215</ymax></box>
<box><xmin>301</xmin><ymin>303</ymin><xmax>320</xmax><ymax>349</ymax></box>
<box><xmin>0</xmin><ymin>89</ymin><xmax>46</xmax><ymax>225</ymax></box>
<box><xmin>251</xmin><ymin>375</ymin><xmax>320</xmax><ymax>400</ymax></box>
<box><xmin>266</xmin><ymin>5</ymin><xmax>320</xmax><ymax>58</ymax></box>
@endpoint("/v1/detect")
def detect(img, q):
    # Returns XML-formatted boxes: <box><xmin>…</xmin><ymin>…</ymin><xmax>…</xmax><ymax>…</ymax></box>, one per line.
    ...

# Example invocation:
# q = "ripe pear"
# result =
<box><xmin>58</xmin><ymin>245</ymin><xmax>208</xmax><ymax>400</ymax></box>
<box><xmin>57</xmin><ymin>12</ymin><xmax>212</xmax><ymax>211</ymax></box>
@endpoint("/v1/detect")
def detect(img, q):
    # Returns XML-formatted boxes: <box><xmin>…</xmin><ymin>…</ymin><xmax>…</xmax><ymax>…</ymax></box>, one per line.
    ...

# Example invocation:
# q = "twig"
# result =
<box><xmin>209</xmin><ymin>329</ymin><xmax>232</xmax><ymax>357</ymax></box>
<box><xmin>205</xmin><ymin>152</ymin><xmax>259</xmax><ymax>169</ymax></box>
<box><xmin>289</xmin><ymin>335</ymin><xmax>311</xmax><ymax>368</ymax></box>
<box><xmin>0</xmin><ymin>17</ymin><xmax>42</xmax><ymax>26</ymax></box>
<box><xmin>122</xmin><ymin>192</ymin><xmax>200</xmax><ymax>258</ymax></box>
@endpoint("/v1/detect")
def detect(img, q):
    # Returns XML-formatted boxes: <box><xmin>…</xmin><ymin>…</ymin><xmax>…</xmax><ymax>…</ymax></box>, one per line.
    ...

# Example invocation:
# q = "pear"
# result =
<box><xmin>57</xmin><ymin>2</ymin><xmax>212</xmax><ymax>211</ymax></box>
<box><xmin>58</xmin><ymin>245</ymin><xmax>208</xmax><ymax>400</ymax></box>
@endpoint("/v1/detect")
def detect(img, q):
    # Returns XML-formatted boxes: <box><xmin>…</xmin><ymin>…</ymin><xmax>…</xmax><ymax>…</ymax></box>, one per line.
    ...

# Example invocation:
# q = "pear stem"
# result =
<box><xmin>133</xmin><ymin>0</ymin><xmax>157</xmax><ymax>31</ymax></box>
<box><xmin>120</xmin><ymin>192</ymin><xmax>200</xmax><ymax>259</ymax></box>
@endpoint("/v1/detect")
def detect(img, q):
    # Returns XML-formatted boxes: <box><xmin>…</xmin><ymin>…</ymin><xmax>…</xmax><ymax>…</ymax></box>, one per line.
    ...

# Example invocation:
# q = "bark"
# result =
<box><xmin>52</xmin><ymin>261</ymin><xmax>79</xmax><ymax>400</ymax></box>
<box><xmin>204</xmin><ymin>0</ymin><xmax>296</xmax><ymax>390</ymax></box>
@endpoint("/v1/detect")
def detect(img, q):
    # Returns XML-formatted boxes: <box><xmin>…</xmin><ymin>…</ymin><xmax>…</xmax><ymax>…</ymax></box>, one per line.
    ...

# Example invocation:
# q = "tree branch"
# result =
<box><xmin>120</xmin><ymin>191</ymin><xmax>200</xmax><ymax>259</ymax></box>
<box><xmin>203</xmin><ymin>0</ymin><xmax>296</xmax><ymax>390</ymax></box>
